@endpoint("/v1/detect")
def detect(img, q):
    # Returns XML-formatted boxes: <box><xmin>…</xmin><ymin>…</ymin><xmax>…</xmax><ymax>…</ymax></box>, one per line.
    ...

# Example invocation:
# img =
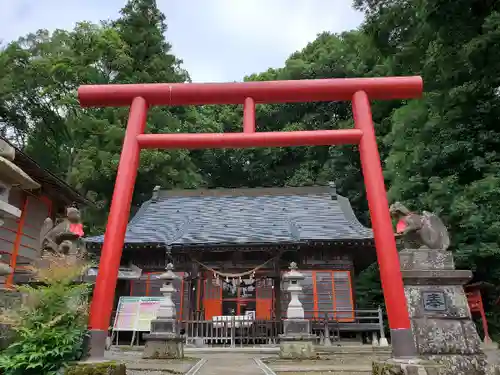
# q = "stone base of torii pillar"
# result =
<box><xmin>143</xmin><ymin>264</ymin><xmax>184</xmax><ymax>359</ymax></box>
<box><xmin>279</xmin><ymin>262</ymin><xmax>316</xmax><ymax>359</ymax></box>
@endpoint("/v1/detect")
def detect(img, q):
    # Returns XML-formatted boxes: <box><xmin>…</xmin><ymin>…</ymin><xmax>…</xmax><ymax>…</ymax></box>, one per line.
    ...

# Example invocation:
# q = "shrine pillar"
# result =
<box><xmin>465</xmin><ymin>283</ymin><xmax>496</xmax><ymax>347</ymax></box>
<box><xmin>273</xmin><ymin>256</ymin><xmax>282</xmax><ymax>320</ymax></box>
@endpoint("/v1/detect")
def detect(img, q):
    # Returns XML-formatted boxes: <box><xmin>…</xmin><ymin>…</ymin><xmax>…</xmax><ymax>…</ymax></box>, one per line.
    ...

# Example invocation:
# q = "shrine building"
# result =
<box><xmin>0</xmin><ymin>137</ymin><xmax>92</xmax><ymax>288</ymax></box>
<box><xmin>85</xmin><ymin>183</ymin><xmax>379</xmax><ymax>327</ymax></box>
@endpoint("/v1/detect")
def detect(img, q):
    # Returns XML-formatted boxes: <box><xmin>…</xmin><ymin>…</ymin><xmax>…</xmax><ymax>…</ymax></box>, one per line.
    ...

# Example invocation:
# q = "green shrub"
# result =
<box><xmin>0</xmin><ymin>254</ymin><xmax>91</xmax><ymax>375</ymax></box>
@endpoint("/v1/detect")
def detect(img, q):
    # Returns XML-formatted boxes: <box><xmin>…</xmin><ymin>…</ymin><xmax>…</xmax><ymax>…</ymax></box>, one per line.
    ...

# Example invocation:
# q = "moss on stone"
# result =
<box><xmin>64</xmin><ymin>361</ymin><xmax>126</xmax><ymax>375</ymax></box>
<box><xmin>372</xmin><ymin>361</ymin><xmax>404</xmax><ymax>375</ymax></box>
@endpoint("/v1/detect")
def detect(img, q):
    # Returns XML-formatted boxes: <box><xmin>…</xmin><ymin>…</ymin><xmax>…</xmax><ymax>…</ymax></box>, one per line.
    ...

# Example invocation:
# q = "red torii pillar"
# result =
<box><xmin>78</xmin><ymin>76</ymin><xmax>423</xmax><ymax>358</ymax></box>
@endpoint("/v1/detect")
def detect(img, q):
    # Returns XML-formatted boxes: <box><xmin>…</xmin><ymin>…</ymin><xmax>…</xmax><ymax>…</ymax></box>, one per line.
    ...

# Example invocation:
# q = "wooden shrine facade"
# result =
<box><xmin>120</xmin><ymin>249</ymin><xmax>360</xmax><ymax>322</ymax></box>
<box><xmin>85</xmin><ymin>185</ymin><xmax>377</xmax><ymax>324</ymax></box>
<box><xmin>0</xmin><ymin>137</ymin><xmax>93</xmax><ymax>288</ymax></box>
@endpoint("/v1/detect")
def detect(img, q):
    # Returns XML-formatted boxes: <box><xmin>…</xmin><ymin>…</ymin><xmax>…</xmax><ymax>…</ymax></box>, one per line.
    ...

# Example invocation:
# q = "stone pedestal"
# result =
<box><xmin>0</xmin><ymin>256</ymin><xmax>13</xmax><ymax>291</ymax></box>
<box><xmin>400</xmin><ymin>248</ymin><xmax>487</xmax><ymax>375</ymax></box>
<box><xmin>284</xmin><ymin>319</ymin><xmax>311</xmax><ymax>336</ymax></box>
<box><xmin>373</xmin><ymin>358</ymin><xmax>444</xmax><ymax>375</ymax></box>
<box><xmin>279</xmin><ymin>262</ymin><xmax>316</xmax><ymax>359</ymax></box>
<box><xmin>0</xmin><ymin>289</ymin><xmax>21</xmax><ymax>350</ymax></box>
<box><xmin>280</xmin><ymin>319</ymin><xmax>316</xmax><ymax>359</ymax></box>
<box><xmin>143</xmin><ymin>332</ymin><xmax>184</xmax><ymax>359</ymax></box>
<box><xmin>143</xmin><ymin>263</ymin><xmax>184</xmax><ymax>359</ymax></box>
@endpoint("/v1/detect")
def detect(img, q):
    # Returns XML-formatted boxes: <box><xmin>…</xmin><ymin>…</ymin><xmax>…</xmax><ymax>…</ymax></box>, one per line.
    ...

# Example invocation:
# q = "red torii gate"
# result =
<box><xmin>78</xmin><ymin>76</ymin><xmax>423</xmax><ymax>358</ymax></box>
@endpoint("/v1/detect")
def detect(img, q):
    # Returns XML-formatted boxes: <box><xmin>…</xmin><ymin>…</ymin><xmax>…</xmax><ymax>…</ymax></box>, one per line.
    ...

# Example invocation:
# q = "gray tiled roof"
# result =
<box><xmin>85</xmin><ymin>186</ymin><xmax>373</xmax><ymax>247</ymax></box>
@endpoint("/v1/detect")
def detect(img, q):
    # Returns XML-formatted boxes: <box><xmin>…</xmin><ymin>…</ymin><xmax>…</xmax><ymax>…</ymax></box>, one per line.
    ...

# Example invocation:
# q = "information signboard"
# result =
<box><xmin>135</xmin><ymin>297</ymin><xmax>162</xmax><ymax>331</ymax></box>
<box><xmin>112</xmin><ymin>296</ymin><xmax>163</xmax><ymax>332</ymax></box>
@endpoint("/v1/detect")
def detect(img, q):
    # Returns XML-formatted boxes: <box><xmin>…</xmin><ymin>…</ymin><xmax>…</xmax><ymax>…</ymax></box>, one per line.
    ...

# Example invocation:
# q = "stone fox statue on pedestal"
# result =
<box><xmin>389</xmin><ymin>202</ymin><xmax>450</xmax><ymax>250</ymax></box>
<box><xmin>39</xmin><ymin>206</ymin><xmax>85</xmax><ymax>257</ymax></box>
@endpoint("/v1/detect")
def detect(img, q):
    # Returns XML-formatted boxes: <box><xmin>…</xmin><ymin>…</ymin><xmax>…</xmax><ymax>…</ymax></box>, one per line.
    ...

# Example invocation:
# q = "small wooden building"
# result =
<box><xmin>86</xmin><ymin>184</ymin><xmax>378</xmax><ymax>327</ymax></box>
<box><xmin>0</xmin><ymin>138</ymin><xmax>92</xmax><ymax>287</ymax></box>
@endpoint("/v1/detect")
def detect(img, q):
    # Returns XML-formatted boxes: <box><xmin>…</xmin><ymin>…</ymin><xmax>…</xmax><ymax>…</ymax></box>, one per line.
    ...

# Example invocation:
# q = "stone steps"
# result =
<box><xmin>264</xmin><ymin>346</ymin><xmax>390</xmax><ymax>374</ymax></box>
<box><xmin>111</xmin><ymin>344</ymin><xmax>391</xmax><ymax>357</ymax></box>
<box><xmin>317</xmin><ymin>345</ymin><xmax>391</xmax><ymax>354</ymax></box>
<box><xmin>270</xmin><ymin>364</ymin><xmax>372</xmax><ymax>374</ymax></box>
<box><xmin>317</xmin><ymin>346</ymin><xmax>390</xmax><ymax>366</ymax></box>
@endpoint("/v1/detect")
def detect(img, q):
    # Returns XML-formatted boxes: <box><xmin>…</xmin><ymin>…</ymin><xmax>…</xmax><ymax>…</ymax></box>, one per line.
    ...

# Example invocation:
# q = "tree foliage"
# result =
<box><xmin>1</xmin><ymin>0</ymin><xmax>500</xmax><ymax>336</ymax></box>
<box><xmin>0</xmin><ymin>1</ymin><xmax>202</xmax><ymax>233</ymax></box>
<box><xmin>353</xmin><ymin>0</ymin><xmax>500</xmax><ymax>327</ymax></box>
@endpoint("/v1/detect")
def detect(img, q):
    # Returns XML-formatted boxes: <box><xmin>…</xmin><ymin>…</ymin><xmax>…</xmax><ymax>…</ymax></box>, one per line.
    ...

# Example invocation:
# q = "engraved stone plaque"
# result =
<box><xmin>422</xmin><ymin>291</ymin><xmax>446</xmax><ymax>312</ymax></box>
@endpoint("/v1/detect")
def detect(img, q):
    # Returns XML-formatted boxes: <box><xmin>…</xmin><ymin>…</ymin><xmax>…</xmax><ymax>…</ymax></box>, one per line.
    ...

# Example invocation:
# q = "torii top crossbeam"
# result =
<box><xmin>79</xmin><ymin>76</ymin><xmax>422</xmax><ymax>107</ymax></box>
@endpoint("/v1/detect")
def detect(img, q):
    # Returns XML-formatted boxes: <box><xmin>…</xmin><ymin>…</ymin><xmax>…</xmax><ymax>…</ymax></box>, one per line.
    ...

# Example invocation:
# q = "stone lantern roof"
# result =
<box><xmin>0</xmin><ymin>140</ymin><xmax>40</xmax><ymax>220</ymax></box>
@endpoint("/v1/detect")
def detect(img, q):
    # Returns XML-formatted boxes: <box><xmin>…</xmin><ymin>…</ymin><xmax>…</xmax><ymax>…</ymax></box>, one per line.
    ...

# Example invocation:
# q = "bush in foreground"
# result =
<box><xmin>0</xmin><ymin>253</ymin><xmax>91</xmax><ymax>375</ymax></box>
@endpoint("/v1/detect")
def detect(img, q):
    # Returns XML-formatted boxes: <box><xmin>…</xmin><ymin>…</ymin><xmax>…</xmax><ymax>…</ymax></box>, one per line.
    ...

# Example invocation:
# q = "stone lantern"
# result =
<box><xmin>0</xmin><ymin>140</ymin><xmax>39</xmax><ymax>223</ymax></box>
<box><xmin>0</xmin><ymin>140</ymin><xmax>39</xmax><ymax>288</ymax></box>
<box><xmin>155</xmin><ymin>263</ymin><xmax>178</xmax><ymax>322</ymax></box>
<box><xmin>283</xmin><ymin>262</ymin><xmax>305</xmax><ymax>319</ymax></box>
<box><xmin>143</xmin><ymin>263</ymin><xmax>184</xmax><ymax>359</ymax></box>
<box><xmin>0</xmin><ymin>139</ymin><xmax>39</xmax><ymax>349</ymax></box>
<box><xmin>0</xmin><ymin>260</ymin><xmax>12</xmax><ymax>281</ymax></box>
<box><xmin>279</xmin><ymin>262</ymin><xmax>316</xmax><ymax>359</ymax></box>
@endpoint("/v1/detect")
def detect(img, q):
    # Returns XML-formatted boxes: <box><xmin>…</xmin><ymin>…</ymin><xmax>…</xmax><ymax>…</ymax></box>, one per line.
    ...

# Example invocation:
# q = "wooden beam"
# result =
<box><xmin>6</xmin><ymin>194</ymin><xmax>28</xmax><ymax>288</ymax></box>
<box><xmin>273</xmin><ymin>254</ymin><xmax>282</xmax><ymax>320</ymax></box>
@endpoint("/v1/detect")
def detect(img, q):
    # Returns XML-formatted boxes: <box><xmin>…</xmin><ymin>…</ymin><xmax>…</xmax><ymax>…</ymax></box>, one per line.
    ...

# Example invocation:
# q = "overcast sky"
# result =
<box><xmin>0</xmin><ymin>0</ymin><xmax>364</xmax><ymax>82</ymax></box>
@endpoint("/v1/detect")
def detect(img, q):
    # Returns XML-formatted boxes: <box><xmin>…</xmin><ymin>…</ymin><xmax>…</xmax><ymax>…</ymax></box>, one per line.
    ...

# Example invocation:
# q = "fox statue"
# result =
<box><xmin>39</xmin><ymin>206</ymin><xmax>85</xmax><ymax>257</ymax></box>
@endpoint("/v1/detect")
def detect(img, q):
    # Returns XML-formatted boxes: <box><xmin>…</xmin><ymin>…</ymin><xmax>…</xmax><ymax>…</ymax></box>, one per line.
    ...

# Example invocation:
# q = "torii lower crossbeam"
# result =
<box><xmin>78</xmin><ymin>76</ymin><xmax>423</xmax><ymax>359</ymax></box>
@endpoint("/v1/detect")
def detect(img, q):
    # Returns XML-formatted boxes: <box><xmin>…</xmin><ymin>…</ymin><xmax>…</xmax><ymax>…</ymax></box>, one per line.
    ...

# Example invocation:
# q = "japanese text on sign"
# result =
<box><xmin>422</xmin><ymin>291</ymin><xmax>446</xmax><ymax>312</ymax></box>
<box><xmin>112</xmin><ymin>297</ymin><xmax>163</xmax><ymax>332</ymax></box>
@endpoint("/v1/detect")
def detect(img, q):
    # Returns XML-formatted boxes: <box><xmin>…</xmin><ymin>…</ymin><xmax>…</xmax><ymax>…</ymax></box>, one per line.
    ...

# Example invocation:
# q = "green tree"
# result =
<box><xmin>353</xmin><ymin>0</ymin><xmax>500</xmax><ymax>328</ymax></box>
<box><xmin>0</xmin><ymin>0</ymin><xmax>205</xmax><ymax>234</ymax></box>
<box><xmin>3</xmin><ymin>0</ymin><xmax>500</xmax><ymax>337</ymax></box>
<box><xmin>209</xmin><ymin>31</ymin><xmax>401</xmax><ymax>225</ymax></box>
<box><xmin>114</xmin><ymin>0</ymin><xmax>189</xmax><ymax>83</ymax></box>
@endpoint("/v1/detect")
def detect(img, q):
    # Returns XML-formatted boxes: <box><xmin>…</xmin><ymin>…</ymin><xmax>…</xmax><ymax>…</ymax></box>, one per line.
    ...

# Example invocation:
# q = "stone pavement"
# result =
<box><xmin>105</xmin><ymin>345</ymin><xmax>391</xmax><ymax>374</ymax></box>
<box><xmin>105</xmin><ymin>348</ymin><xmax>196</xmax><ymax>373</ymax></box>
<box><xmin>194</xmin><ymin>353</ymin><xmax>267</xmax><ymax>375</ymax></box>
<box><xmin>106</xmin><ymin>348</ymin><xmax>271</xmax><ymax>374</ymax></box>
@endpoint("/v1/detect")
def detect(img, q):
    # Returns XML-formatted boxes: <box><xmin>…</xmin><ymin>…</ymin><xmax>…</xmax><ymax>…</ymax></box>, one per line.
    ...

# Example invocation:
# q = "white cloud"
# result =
<box><xmin>0</xmin><ymin>0</ymin><xmax>364</xmax><ymax>82</ymax></box>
